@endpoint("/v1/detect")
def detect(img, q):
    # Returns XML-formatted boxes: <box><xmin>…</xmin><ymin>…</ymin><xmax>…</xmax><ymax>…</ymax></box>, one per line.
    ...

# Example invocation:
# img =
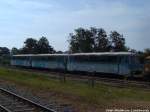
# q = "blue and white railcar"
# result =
<box><xmin>11</xmin><ymin>55</ymin><xmax>31</xmax><ymax>67</ymax></box>
<box><xmin>11</xmin><ymin>52</ymin><xmax>142</xmax><ymax>76</ymax></box>
<box><xmin>67</xmin><ymin>52</ymin><xmax>141</xmax><ymax>75</ymax></box>
<box><xmin>31</xmin><ymin>54</ymin><xmax>67</xmax><ymax>70</ymax></box>
<box><xmin>11</xmin><ymin>54</ymin><xmax>67</xmax><ymax>70</ymax></box>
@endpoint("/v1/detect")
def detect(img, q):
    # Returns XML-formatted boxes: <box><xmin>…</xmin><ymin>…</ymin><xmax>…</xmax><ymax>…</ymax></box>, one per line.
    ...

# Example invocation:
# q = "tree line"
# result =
<box><xmin>10</xmin><ymin>27</ymin><xmax>129</xmax><ymax>55</ymax></box>
<box><xmin>0</xmin><ymin>27</ymin><xmax>149</xmax><ymax>64</ymax></box>
<box><xmin>69</xmin><ymin>27</ymin><xmax>128</xmax><ymax>53</ymax></box>
<box><xmin>11</xmin><ymin>36</ymin><xmax>55</xmax><ymax>55</ymax></box>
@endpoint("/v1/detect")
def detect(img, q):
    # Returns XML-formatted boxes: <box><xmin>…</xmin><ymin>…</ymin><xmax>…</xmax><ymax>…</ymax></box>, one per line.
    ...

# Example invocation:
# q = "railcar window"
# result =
<box><xmin>72</xmin><ymin>56</ymin><xmax>89</xmax><ymax>62</ymax></box>
<box><xmin>31</xmin><ymin>56</ymin><xmax>63</xmax><ymax>61</ymax></box>
<box><xmin>120</xmin><ymin>56</ymin><xmax>129</xmax><ymax>63</ymax></box>
<box><xmin>31</xmin><ymin>56</ymin><xmax>44</xmax><ymax>60</ymax></box>
<box><xmin>47</xmin><ymin>56</ymin><xmax>56</xmax><ymax>61</ymax></box>
<box><xmin>89</xmin><ymin>56</ymin><xmax>118</xmax><ymax>63</ymax></box>
<box><xmin>13</xmin><ymin>56</ymin><xmax>29</xmax><ymax>60</ymax></box>
<box><xmin>32</xmin><ymin>56</ymin><xmax>56</xmax><ymax>61</ymax></box>
<box><xmin>130</xmin><ymin>56</ymin><xmax>139</xmax><ymax>64</ymax></box>
<box><xmin>56</xmin><ymin>56</ymin><xmax>65</xmax><ymax>61</ymax></box>
<box><xmin>70</xmin><ymin>55</ymin><xmax>118</xmax><ymax>63</ymax></box>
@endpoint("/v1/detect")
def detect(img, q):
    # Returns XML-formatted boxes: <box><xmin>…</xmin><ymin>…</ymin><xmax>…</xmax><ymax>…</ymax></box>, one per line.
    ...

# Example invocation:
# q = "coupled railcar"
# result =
<box><xmin>11</xmin><ymin>54</ymin><xmax>67</xmax><ymax>70</ymax></box>
<box><xmin>11</xmin><ymin>52</ymin><xmax>142</xmax><ymax>76</ymax></box>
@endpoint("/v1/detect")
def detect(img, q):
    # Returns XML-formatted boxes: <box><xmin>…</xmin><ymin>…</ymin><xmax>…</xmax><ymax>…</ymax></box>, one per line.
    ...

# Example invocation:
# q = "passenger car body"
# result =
<box><xmin>11</xmin><ymin>52</ymin><xmax>142</xmax><ymax>76</ymax></box>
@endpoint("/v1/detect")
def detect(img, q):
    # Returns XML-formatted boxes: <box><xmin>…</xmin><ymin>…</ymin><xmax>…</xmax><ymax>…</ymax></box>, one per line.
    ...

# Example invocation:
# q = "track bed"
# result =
<box><xmin>0</xmin><ymin>88</ymin><xmax>56</xmax><ymax>112</ymax></box>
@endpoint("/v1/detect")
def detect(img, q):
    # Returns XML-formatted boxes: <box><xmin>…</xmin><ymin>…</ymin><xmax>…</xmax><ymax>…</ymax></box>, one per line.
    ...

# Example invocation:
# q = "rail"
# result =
<box><xmin>0</xmin><ymin>105</ymin><xmax>11</xmax><ymax>112</ymax></box>
<box><xmin>0</xmin><ymin>87</ymin><xmax>56</xmax><ymax>112</ymax></box>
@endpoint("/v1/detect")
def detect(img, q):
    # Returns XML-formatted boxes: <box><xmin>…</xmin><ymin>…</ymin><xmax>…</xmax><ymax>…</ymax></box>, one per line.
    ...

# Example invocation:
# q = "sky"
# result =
<box><xmin>0</xmin><ymin>0</ymin><xmax>149</xmax><ymax>51</ymax></box>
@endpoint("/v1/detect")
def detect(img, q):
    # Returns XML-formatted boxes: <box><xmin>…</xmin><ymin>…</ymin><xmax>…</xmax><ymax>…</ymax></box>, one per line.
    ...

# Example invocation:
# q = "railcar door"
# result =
<box><xmin>88</xmin><ymin>55</ymin><xmax>119</xmax><ymax>74</ymax></box>
<box><xmin>118</xmin><ymin>56</ymin><xmax>130</xmax><ymax>75</ymax></box>
<box><xmin>129</xmin><ymin>55</ymin><xmax>143</xmax><ymax>75</ymax></box>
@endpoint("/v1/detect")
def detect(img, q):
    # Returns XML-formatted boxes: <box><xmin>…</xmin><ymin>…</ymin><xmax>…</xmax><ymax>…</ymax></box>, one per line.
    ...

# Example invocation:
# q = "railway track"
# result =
<box><xmin>0</xmin><ymin>88</ymin><xmax>56</xmax><ymax>112</ymax></box>
<box><xmin>95</xmin><ymin>77</ymin><xmax>150</xmax><ymax>89</ymax></box>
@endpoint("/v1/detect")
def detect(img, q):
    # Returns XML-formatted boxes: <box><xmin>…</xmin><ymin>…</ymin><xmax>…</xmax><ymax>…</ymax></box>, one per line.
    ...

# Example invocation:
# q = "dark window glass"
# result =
<box><xmin>72</xmin><ymin>56</ymin><xmax>89</xmax><ymax>62</ymax></box>
<box><xmin>32</xmin><ymin>56</ymin><xmax>55</xmax><ymax>61</ymax></box>
<box><xmin>70</xmin><ymin>55</ymin><xmax>119</xmax><ymax>63</ymax></box>
<box><xmin>130</xmin><ymin>56</ymin><xmax>139</xmax><ymax>65</ymax></box>
<box><xmin>32</xmin><ymin>56</ymin><xmax>65</xmax><ymax>61</ymax></box>
<box><xmin>89</xmin><ymin>56</ymin><xmax>118</xmax><ymax>63</ymax></box>
<box><xmin>13</xmin><ymin>56</ymin><xmax>29</xmax><ymax>60</ymax></box>
<box><xmin>120</xmin><ymin>56</ymin><xmax>129</xmax><ymax>63</ymax></box>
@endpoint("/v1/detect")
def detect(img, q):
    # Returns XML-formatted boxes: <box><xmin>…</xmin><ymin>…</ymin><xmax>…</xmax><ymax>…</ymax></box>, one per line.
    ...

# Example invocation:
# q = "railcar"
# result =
<box><xmin>11</xmin><ymin>55</ymin><xmax>31</xmax><ymax>67</ymax></box>
<box><xmin>11</xmin><ymin>52</ymin><xmax>142</xmax><ymax>76</ymax></box>
<box><xmin>11</xmin><ymin>54</ymin><xmax>67</xmax><ymax>70</ymax></box>
<box><xmin>68</xmin><ymin>52</ymin><xmax>142</xmax><ymax>76</ymax></box>
<box><xmin>31</xmin><ymin>54</ymin><xmax>67</xmax><ymax>70</ymax></box>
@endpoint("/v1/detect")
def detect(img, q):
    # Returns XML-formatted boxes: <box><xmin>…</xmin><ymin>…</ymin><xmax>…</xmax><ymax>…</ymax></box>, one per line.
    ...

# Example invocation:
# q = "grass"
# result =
<box><xmin>0</xmin><ymin>67</ymin><xmax>150</xmax><ymax>106</ymax></box>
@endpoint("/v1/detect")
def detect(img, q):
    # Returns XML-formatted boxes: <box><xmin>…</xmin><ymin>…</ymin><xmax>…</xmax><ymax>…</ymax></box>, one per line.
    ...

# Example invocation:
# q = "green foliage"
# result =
<box><xmin>22</xmin><ymin>38</ymin><xmax>38</xmax><ymax>54</ymax></box>
<box><xmin>93</xmin><ymin>28</ymin><xmax>110</xmax><ymax>52</ymax></box>
<box><xmin>110</xmin><ymin>31</ymin><xmax>127</xmax><ymax>52</ymax></box>
<box><xmin>37</xmin><ymin>36</ymin><xmax>55</xmax><ymax>54</ymax></box>
<box><xmin>68</xmin><ymin>27</ymin><xmax>128</xmax><ymax>53</ymax></box>
<box><xmin>11</xmin><ymin>47</ymin><xmax>20</xmax><ymax>55</ymax></box>
<box><xmin>11</xmin><ymin>37</ymin><xmax>55</xmax><ymax>54</ymax></box>
<box><xmin>0</xmin><ymin>56</ymin><xmax>10</xmax><ymax>65</ymax></box>
<box><xmin>0</xmin><ymin>47</ymin><xmax>10</xmax><ymax>56</ymax></box>
<box><xmin>0</xmin><ymin>47</ymin><xmax>10</xmax><ymax>65</ymax></box>
<box><xmin>69</xmin><ymin>28</ymin><xmax>94</xmax><ymax>53</ymax></box>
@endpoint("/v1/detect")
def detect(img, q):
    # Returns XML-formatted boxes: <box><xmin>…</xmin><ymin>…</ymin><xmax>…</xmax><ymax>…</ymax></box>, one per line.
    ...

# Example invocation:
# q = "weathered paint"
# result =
<box><xmin>11</xmin><ymin>60</ymin><xmax>31</xmax><ymax>67</ymax></box>
<box><xmin>11</xmin><ymin>52</ymin><xmax>142</xmax><ymax>76</ymax></box>
<box><xmin>118</xmin><ymin>64</ymin><xmax>130</xmax><ymax>75</ymax></box>
<box><xmin>67</xmin><ymin>62</ymin><xmax>130</xmax><ymax>75</ymax></box>
<box><xmin>31</xmin><ymin>60</ymin><xmax>65</xmax><ymax>69</ymax></box>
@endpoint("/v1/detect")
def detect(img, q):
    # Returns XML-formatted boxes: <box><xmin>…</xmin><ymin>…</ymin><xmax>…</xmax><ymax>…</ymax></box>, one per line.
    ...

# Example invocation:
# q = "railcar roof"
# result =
<box><xmin>13</xmin><ymin>54</ymin><xmax>68</xmax><ymax>57</ymax></box>
<box><xmin>13</xmin><ymin>52</ymin><xmax>135</xmax><ymax>57</ymax></box>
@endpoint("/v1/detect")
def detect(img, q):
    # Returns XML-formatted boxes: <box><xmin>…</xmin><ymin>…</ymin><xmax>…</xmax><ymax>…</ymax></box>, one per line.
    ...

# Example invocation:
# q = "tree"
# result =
<box><xmin>11</xmin><ymin>47</ymin><xmax>19</xmax><ymax>55</ymax></box>
<box><xmin>37</xmin><ymin>36</ymin><xmax>55</xmax><ymax>54</ymax></box>
<box><xmin>0</xmin><ymin>47</ymin><xmax>10</xmax><ymax>65</ymax></box>
<box><xmin>0</xmin><ymin>47</ymin><xmax>10</xmax><ymax>56</ymax></box>
<box><xmin>56</xmin><ymin>51</ymin><xmax>63</xmax><ymax>54</ymax></box>
<box><xmin>69</xmin><ymin>33</ymin><xmax>80</xmax><ymax>53</ymax></box>
<box><xmin>69</xmin><ymin>28</ymin><xmax>94</xmax><ymax>53</ymax></box>
<box><xmin>110</xmin><ymin>31</ymin><xmax>127</xmax><ymax>52</ymax></box>
<box><xmin>92</xmin><ymin>28</ymin><xmax>110</xmax><ymax>52</ymax></box>
<box><xmin>68</xmin><ymin>27</ymin><xmax>112</xmax><ymax>53</ymax></box>
<box><xmin>15</xmin><ymin>37</ymin><xmax>55</xmax><ymax>54</ymax></box>
<box><xmin>22</xmin><ymin>38</ymin><xmax>38</xmax><ymax>54</ymax></box>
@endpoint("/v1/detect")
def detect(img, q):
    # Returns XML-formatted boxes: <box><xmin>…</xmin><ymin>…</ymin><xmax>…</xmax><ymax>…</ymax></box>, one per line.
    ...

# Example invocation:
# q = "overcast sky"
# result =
<box><xmin>0</xmin><ymin>0</ymin><xmax>149</xmax><ymax>51</ymax></box>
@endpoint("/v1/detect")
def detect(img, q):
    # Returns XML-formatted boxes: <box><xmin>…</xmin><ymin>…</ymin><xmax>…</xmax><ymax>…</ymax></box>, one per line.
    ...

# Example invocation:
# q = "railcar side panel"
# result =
<box><xmin>129</xmin><ymin>56</ymin><xmax>143</xmax><ymax>74</ymax></box>
<box><xmin>67</xmin><ymin>55</ymin><xmax>129</xmax><ymax>75</ymax></box>
<box><xmin>11</xmin><ymin>52</ymin><xmax>142</xmax><ymax>76</ymax></box>
<box><xmin>117</xmin><ymin>56</ymin><xmax>130</xmax><ymax>75</ymax></box>
<box><xmin>67</xmin><ymin>62</ymin><xmax>119</xmax><ymax>74</ymax></box>
<box><xmin>31</xmin><ymin>60</ymin><xmax>65</xmax><ymax>69</ymax></box>
<box><xmin>11</xmin><ymin>59</ymin><xmax>31</xmax><ymax>67</ymax></box>
<box><xmin>31</xmin><ymin>56</ymin><xmax>66</xmax><ymax>70</ymax></box>
<box><xmin>118</xmin><ymin>64</ymin><xmax>130</xmax><ymax>75</ymax></box>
